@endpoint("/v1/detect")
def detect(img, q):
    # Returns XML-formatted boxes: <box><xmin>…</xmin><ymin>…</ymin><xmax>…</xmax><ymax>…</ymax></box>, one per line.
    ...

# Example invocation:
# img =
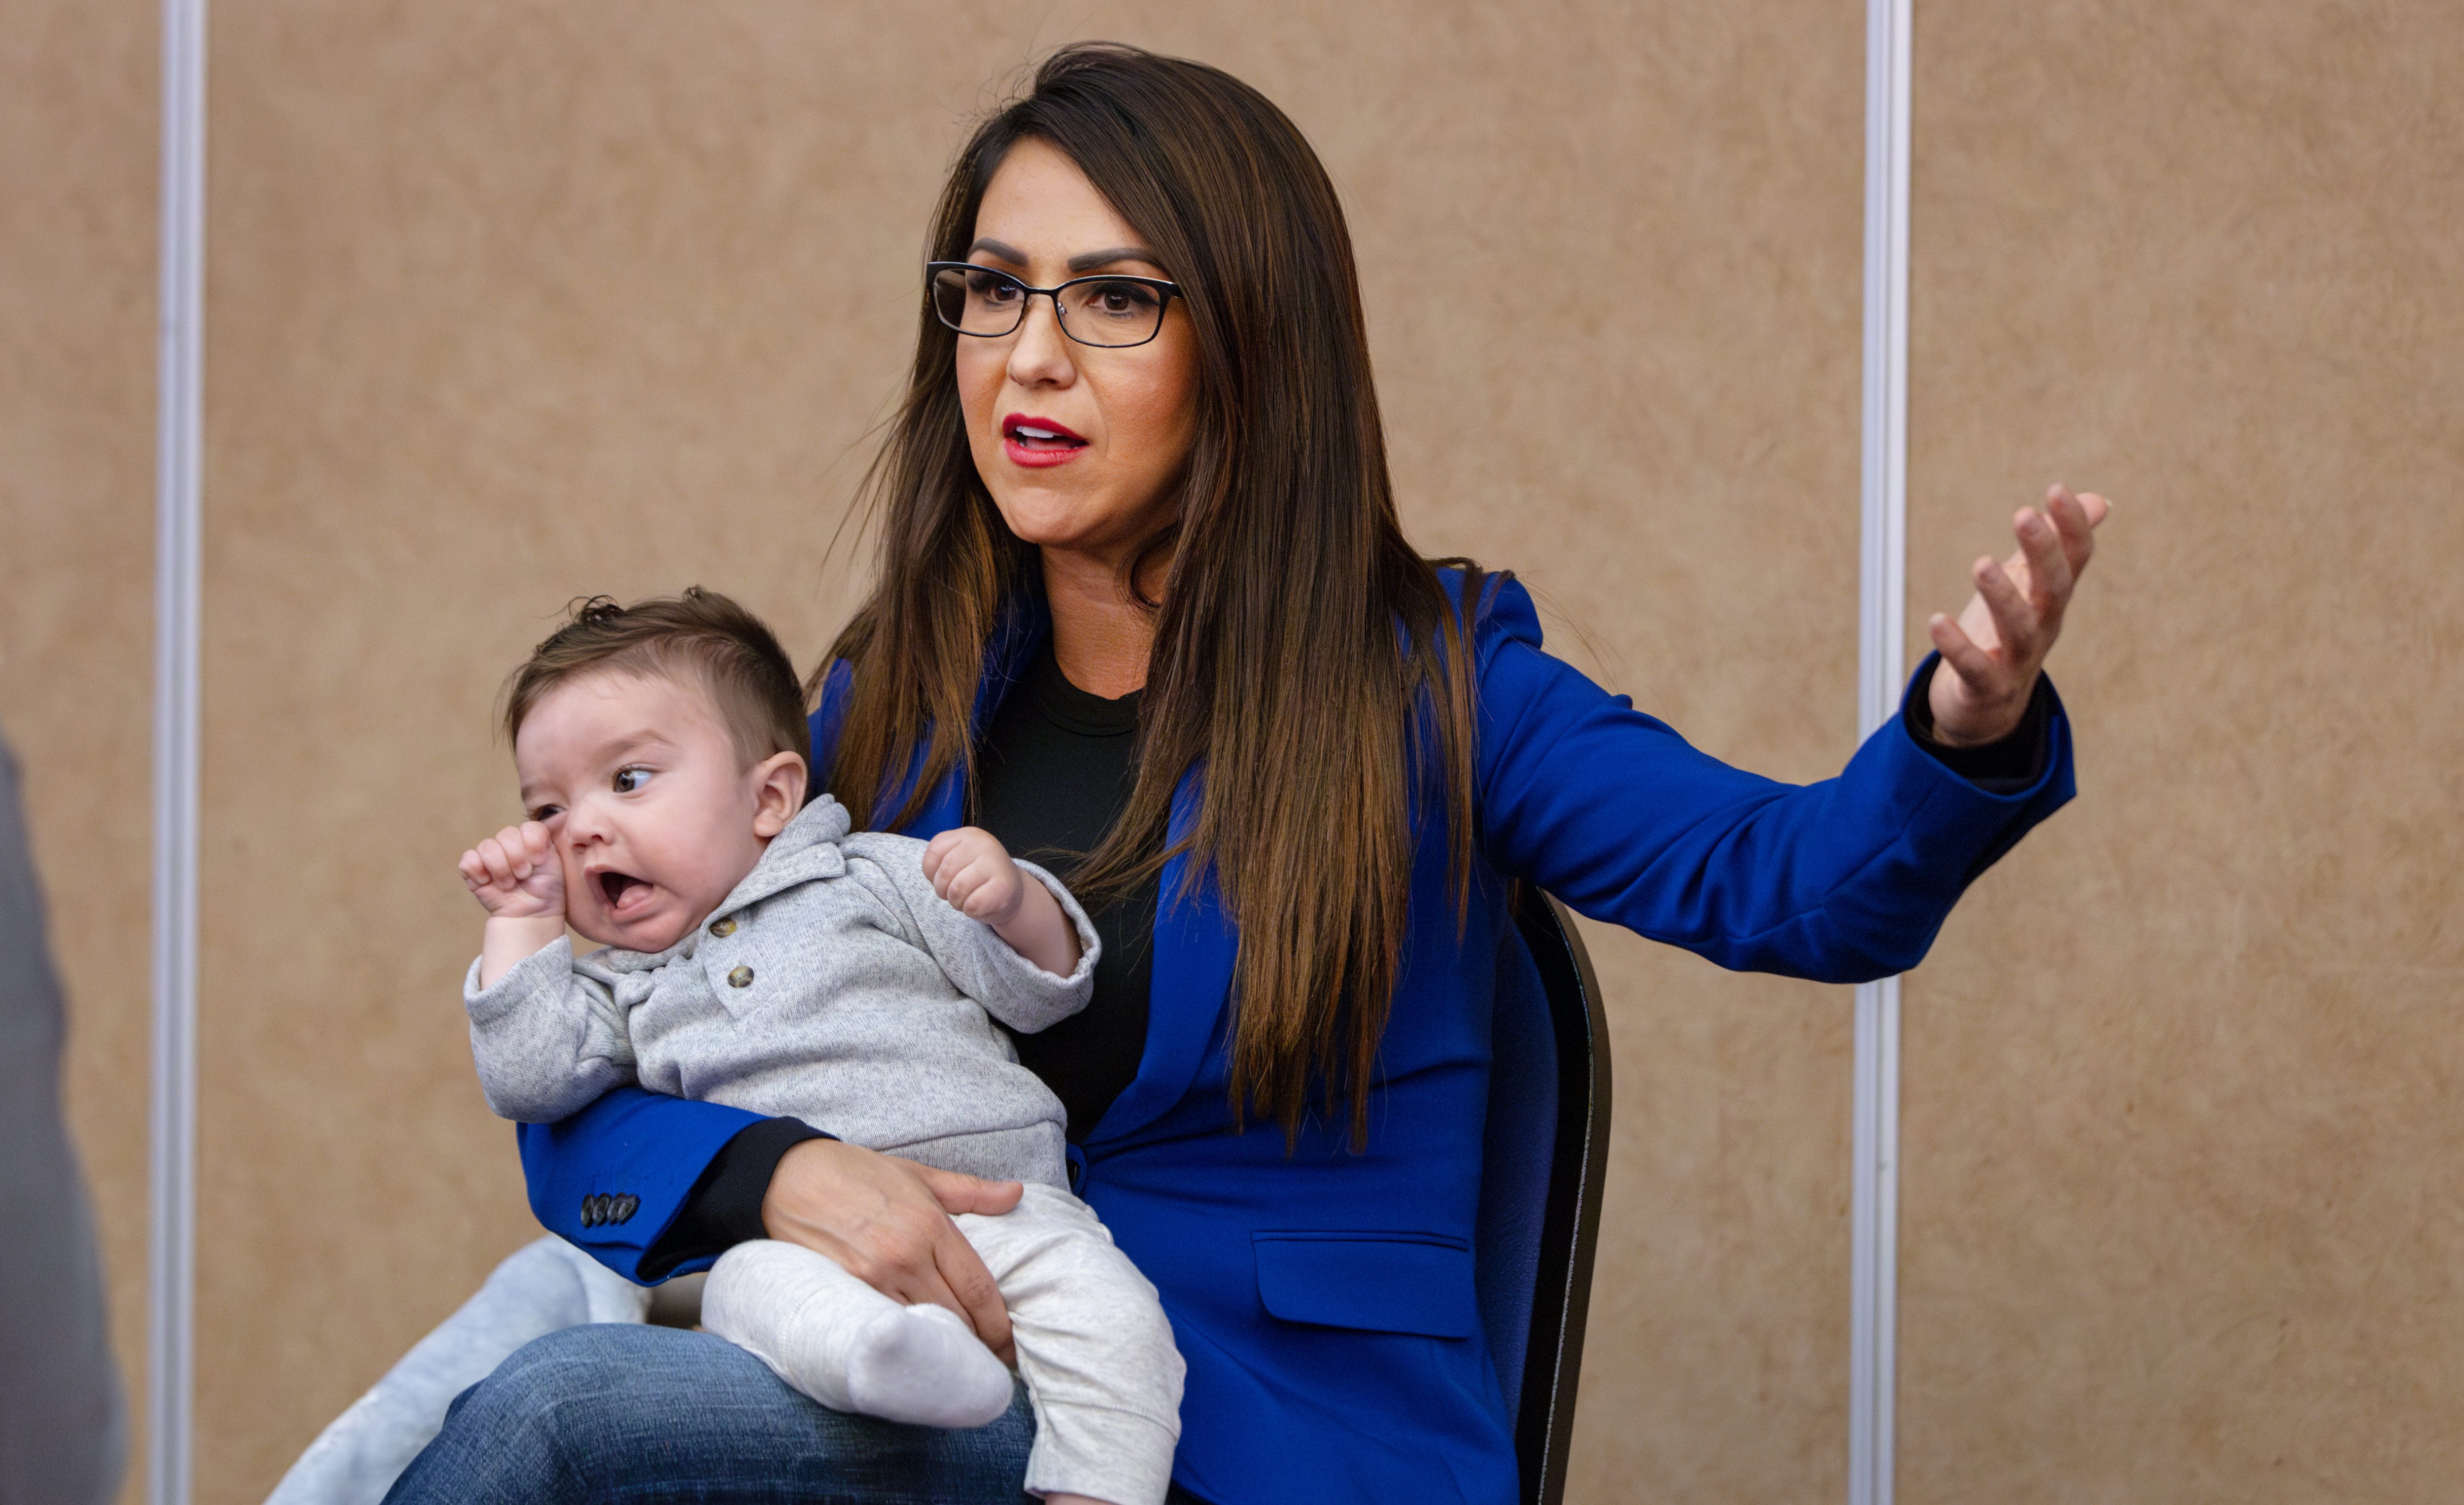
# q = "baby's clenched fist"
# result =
<box><xmin>921</xmin><ymin>826</ymin><xmax>1027</xmax><ymax>928</ymax></box>
<box><xmin>459</xmin><ymin>820</ymin><xmax>566</xmax><ymax>920</ymax></box>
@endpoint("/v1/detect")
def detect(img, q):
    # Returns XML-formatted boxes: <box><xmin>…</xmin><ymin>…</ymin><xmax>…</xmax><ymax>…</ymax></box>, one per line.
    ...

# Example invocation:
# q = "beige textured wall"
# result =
<box><xmin>0</xmin><ymin>4</ymin><xmax>160</xmax><ymax>1502</ymax></box>
<box><xmin>1899</xmin><ymin>2</ymin><xmax>2464</xmax><ymax>1501</ymax></box>
<box><xmin>193</xmin><ymin>3</ymin><xmax>1866</xmax><ymax>1502</ymax></box>
<box><xmin>19</xmin><ymin>1</ymin><xmax>2439</xmax><ymax>1501</ymax></box>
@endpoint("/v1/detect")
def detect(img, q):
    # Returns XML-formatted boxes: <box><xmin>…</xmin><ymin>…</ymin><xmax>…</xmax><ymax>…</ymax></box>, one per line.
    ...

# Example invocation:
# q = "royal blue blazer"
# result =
<box><xmin>516</xmin><ymin>573</ymin><xmax>2074</xmax><ymax>1504</ymax></box>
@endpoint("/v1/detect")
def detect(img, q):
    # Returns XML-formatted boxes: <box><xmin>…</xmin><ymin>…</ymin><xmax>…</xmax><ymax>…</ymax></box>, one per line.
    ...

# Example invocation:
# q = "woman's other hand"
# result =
<box><xmin>759</xmin><ymin>1138</ymin><xmax>1024</xmax><ymax>1364</ymax></box>
<box><xmin>1925</xmin><ymin>484</ymin><xmax>2111</xmax><ymax>746</ymax></box>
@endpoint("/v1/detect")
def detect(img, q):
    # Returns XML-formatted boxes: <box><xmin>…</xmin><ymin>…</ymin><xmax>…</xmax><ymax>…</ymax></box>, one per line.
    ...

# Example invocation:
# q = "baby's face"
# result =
<box><xmin>512</xmin><ymin>669</ymin><xmax>783</xmax><ymax>953</ymax></box>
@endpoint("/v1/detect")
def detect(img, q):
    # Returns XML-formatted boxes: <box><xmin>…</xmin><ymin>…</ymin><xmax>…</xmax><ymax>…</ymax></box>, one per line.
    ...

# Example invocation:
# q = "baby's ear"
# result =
<box><xmin>749</xmin><ymin>750</ymin><xmax>809</xmax><ymax>839</ymax></box>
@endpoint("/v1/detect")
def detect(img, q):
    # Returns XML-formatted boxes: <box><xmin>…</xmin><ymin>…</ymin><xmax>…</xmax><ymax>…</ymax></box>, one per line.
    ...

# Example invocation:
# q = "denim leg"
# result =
<box><xmin>271</xmin><ymin>1236</ymin><xmax>649</xmax><ymax>1505</ymax></box>
<box><xmin>381</xmin><ymin>1323</ymin><xmax>1033</xmax><ymax>1505</ymax></box>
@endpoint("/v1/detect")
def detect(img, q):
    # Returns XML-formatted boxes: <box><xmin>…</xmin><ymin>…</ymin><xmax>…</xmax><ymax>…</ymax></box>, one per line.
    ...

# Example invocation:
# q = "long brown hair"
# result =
<box><xmin>820</xmin><ymin>43</ymin><xmax>1489</xmax><ymax>1145</ymax></box>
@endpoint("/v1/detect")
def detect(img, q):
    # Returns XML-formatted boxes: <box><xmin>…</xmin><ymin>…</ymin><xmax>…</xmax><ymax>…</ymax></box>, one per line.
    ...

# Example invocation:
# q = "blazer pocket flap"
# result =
<box><xmin>1252</xmin><ymin>1231</ymin><xmax>1475</xmax><ymax>1338</ymax></box>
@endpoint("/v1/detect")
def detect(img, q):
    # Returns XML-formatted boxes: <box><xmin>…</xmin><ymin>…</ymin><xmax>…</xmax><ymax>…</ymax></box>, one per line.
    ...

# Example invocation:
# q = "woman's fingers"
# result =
<box><xmin>1929</xmin><ymin>610</ymin><xmax>2006</xmax><ymax>696</ymax></box>
<box><xmin>910</xmin><ymin>1163</ymin><xmax>1021</xmax><ymax>1358</ymax></box>
<box><xmin>2045</xmin><ymin>485</ymin><xmax>2103</xmax><ymax>575</ymax></box>
<box><xmin>1927</xmin><ymin>484</ymin><xmax>2108</xmax><ymax>746</ymax></box>
<box><xmin>2014</xmin><ymin>507</ymin><xmax>2074</xmax><ymax>617</ymax></box>
<box><xmin>934</xmin><ymin>1221</ymin><xmax>1016</xmax><ymax>1364</ymax></box>
<box><xmin>1973</xmin><ymin>553</ymin><xmax>2039</xmax><ymax>666</ymax></box>
<box><xmin>915</xmin><ymin>1164</ymin><xmax>1026</xmax><ymax>1218</ymax></box>
<box><xmin>758</xmin><ymin>1141</ymin><xmax>1017</xmax><ymax>1357</ymax></box>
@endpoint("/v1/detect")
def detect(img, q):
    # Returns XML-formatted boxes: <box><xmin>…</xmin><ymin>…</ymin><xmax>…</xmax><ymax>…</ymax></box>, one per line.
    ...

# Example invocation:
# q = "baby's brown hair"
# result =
<box><xmin>502</xmin><ymin>588</ymin><xmax>808</xmax><ymax>770</ymax></box>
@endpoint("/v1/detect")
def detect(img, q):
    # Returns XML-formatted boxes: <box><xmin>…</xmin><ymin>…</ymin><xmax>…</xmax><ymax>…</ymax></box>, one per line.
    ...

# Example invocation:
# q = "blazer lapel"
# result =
<box><xmin>1089</xmin><ymin>763</ymin><xmax>1236</xmax><ymax>1145</ymax></box>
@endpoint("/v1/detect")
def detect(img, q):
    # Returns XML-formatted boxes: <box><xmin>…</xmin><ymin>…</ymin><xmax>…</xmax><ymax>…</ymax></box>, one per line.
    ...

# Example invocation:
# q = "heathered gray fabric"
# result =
<box><xmin>465</xmin><ymin>794</ymin><xmax>1098</xmax><ymax>1187</ymax></box>
<box><xmin>0</xmin><ymin>734</ymin><xmax>126</xmax><ymax>1505</ymax></box>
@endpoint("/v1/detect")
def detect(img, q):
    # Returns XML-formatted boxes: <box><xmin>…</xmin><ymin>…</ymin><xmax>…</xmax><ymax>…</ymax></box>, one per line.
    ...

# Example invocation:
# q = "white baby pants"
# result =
<box><xmin>706</xmin><ymin>1181</ymin><xmax>1184</xmax><ymax>1505</ymax></box>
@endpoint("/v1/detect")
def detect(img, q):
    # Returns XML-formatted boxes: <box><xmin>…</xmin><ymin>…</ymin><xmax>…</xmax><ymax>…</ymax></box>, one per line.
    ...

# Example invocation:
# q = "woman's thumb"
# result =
<box><xmin>918</xmin><ymin>1166</ymin><xmax>1026</xmax><ymax>1217</ymax></box>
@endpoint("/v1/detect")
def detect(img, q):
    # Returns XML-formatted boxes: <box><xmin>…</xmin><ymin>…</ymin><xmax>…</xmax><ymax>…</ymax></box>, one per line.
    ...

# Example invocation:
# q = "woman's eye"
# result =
<box><xmin>968</xmin><ymin>270</ymin><xmax>1023</xmax><ymax>305</ymax></box>
<box><xmin>1083</xmin><ymin>280</ymin><xmax>1159</xmax><ymax>319</ymax></box>
<box><xmin>613</xmin><ymin>768</ymin><xmax>650</xmax><ymax>794</ymax></box>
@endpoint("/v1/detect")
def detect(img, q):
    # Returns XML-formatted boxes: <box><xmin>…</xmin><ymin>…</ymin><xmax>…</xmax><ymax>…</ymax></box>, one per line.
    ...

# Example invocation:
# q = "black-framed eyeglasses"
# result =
<box><xmin>926</xmin><ymin>261</ymin><xmax>1180</xmax><ymax>349</ymax></box>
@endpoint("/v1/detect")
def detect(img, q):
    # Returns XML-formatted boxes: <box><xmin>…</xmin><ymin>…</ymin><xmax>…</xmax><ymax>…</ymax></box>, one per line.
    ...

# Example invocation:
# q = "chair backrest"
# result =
<box><xmin>1475</xmin><ymin>887</ymin><xmax>1613</xmax><ymax>1505</ymax></box>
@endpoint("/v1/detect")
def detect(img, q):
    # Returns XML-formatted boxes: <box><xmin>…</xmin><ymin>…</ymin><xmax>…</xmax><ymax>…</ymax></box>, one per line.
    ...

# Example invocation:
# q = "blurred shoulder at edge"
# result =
<box><xmin>0</xmin><ymin>729</ymin><xmax>128</xmax><ymax>1505</ymax></box>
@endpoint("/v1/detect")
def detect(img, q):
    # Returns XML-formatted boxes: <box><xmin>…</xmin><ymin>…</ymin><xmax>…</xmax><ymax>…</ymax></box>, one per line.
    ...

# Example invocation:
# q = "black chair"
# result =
<box><xmin>1476</xmin><ymin>887</ymin><xmax>1613</xmax><ymax>1505</ymax></box>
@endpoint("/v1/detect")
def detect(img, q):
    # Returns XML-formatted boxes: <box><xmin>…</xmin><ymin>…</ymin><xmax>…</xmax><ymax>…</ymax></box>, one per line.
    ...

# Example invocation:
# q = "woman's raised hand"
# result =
<box><xmin>1925</xmin><ymin>484</ymin><xmax>2111</xmax><ymax>747</ymax></box>
<box><xmin>759</xmin><ymin>1138</ymin><xmax>1025</xmax><ymax>1364</ymax></box>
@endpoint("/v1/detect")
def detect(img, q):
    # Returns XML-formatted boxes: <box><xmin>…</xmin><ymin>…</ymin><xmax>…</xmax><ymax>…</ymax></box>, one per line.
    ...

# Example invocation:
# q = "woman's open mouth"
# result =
<box><xmin>1002</xmin><ymin>413</ymin><xmax>1088</xmax><ymax>468</ymax></box>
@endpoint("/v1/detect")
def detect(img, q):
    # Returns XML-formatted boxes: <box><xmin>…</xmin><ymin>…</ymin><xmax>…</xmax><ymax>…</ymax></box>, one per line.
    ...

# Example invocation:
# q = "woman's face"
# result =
<box><xmin>955</xmin><ymin>138</ymin><xmax>1199</xmax><ymax>566</ymax></box>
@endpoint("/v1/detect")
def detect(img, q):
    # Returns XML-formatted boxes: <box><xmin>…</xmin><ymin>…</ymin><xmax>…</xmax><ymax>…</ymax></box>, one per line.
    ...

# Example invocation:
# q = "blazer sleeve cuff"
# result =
<box><xmin>518</xmin><ymin>1088</ymin><xmax>772</xmax><ymax>1284</ymax></box>
<box><xmin>1879</xmin><ymin>653</ymin><xmax>2077</xmax><ymax>891</ymax></box>
<box><xmin>638</xmin><ymin>1115</ymin><xmax>831</xmax><ymax>1281</ymax></box>
<box><xmin>1900</xmin><ymin>654</ymin><xmax>2056</xmax><ymax>793</ymax></box>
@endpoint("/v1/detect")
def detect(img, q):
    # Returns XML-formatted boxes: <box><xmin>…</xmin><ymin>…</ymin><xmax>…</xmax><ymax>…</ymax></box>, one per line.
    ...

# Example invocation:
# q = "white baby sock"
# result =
<box><xmin>704</xmin><ymin>1240</ymin><xmax>1014</xmax><ymax>1429</ymax></box>
<box><xmin>844</xmin><ymin>1301</ymin><xmax>1017</xmax><ymax>1427</ymax></box>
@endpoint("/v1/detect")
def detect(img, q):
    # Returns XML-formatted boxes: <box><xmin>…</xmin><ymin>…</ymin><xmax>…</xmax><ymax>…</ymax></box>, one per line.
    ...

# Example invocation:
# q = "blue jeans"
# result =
<box><xmin>381</xmin><ymin>1323</ymin><xmax>1036</xmax><ymax>1504</ymax></box>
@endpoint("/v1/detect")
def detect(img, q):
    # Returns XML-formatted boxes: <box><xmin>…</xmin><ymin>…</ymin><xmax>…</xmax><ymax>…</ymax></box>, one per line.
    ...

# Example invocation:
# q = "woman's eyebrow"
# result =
<box><xmin>1065</xmin><ymin>245</ymin><xmax>1163</xmax><ymax>274</ymax></box>
<box><xmin>965</xmin><ymin>238</ymin><xmax>1163</xmax><ymax>276</ymax></box>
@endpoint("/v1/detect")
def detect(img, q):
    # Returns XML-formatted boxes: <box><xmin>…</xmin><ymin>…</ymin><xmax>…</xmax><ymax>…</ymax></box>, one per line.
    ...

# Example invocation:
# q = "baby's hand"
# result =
<box><xmin>458</xmin><ymin>821</ymin><xmax>565</xmax><ymax>921</ymax></box>
<box><xmin>922</xmin><ymin>826</ymin><xmax>1027</xmax><ymax>928</ymax></box>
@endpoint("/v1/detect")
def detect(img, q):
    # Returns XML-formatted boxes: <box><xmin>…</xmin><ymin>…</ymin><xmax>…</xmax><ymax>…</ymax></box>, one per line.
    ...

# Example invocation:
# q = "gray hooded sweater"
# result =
<box><xmin>464</xmin><ymin>794</ymin><xmax>1100</xmax><ymax>1187</ymax></box>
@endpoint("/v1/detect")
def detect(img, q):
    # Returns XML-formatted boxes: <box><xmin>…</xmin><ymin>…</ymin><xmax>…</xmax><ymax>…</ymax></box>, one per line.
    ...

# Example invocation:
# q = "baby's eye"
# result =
<box><xmin>613</xmin><ymin>767</ymin><xmax>651</xmax><ymax>794</ymax></box>
<box><xmin>527</xmin><ymin>804</ymin><xmax>563</xmax><ymax>823</ymax></box>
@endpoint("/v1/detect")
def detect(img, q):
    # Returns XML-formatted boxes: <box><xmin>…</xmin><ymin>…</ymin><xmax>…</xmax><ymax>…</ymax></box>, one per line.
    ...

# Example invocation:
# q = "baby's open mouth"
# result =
<box><xmin>598</xmin><ymin>871</ymin><xmax>650</xmax><ymax>910</ymax></box>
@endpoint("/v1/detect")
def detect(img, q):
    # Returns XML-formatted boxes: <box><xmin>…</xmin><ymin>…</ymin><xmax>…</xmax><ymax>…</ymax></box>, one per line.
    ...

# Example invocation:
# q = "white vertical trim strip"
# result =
<box><xmin>150</xmin><ymin>1</ymin><xmax>205</xmax><ymax>1503</ymax></box>
<box><xmin>1850</xmin><ymin>1</ymin><xmax>1912</xmax><ymax>1505</ymax></box>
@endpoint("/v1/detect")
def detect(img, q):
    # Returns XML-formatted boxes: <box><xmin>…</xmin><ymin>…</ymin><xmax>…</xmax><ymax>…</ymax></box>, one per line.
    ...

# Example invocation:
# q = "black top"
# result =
<box><xmin>642</xmin><ymin>648</ymin><xmax>2049</xmax><ymax>1274</ymax></box>
<box><xmin>970</xmin><ymin>644</ymin><xmax>1158</xmax><ymax>1141</ymax></box>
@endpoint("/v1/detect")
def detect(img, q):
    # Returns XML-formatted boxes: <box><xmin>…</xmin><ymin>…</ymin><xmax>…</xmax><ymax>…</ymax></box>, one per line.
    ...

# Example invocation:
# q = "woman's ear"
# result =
<box><xmin>749</xmin><ymin>751</ymin><xmax>809</xmax><ymax>839</ymax></box>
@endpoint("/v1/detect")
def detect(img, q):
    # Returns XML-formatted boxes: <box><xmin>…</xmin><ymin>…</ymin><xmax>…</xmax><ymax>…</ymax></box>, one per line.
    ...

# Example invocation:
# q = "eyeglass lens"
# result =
<box><xmin>929</xmin><ymin>266</ymin><xmax>1168</xmax><ymax>348</ymax></box>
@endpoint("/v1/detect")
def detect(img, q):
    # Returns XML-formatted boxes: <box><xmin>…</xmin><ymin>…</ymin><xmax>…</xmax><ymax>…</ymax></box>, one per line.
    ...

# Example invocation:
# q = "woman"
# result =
<box><xmin>387</xmin><ymin>42</ymin><xmax>2101</xmax><ymax>1505</ymax></box>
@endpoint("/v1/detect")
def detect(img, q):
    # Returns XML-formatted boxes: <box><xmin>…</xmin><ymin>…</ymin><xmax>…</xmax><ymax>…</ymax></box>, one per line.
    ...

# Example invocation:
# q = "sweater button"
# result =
<box><xmin>727</xmin><ymin>965</ymin><xmax>754</xmax><ymax>988</ymax></box>
<box><xmin>709</xmin><ymin>917</ymin><xmax>736</xmax><ymax>937</ymax></box>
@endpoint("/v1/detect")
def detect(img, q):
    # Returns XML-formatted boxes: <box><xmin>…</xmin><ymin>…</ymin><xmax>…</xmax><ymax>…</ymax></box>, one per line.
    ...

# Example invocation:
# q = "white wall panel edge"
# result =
<box><xmin>1850</xmin><ymin>0</ymin><xmax>1912</xmax><ymax>1503</ymax></box>
<box><xmin>150</xmin><ymin>1</ymin><xmax>206</xmax><ymax>1502</ymax></box>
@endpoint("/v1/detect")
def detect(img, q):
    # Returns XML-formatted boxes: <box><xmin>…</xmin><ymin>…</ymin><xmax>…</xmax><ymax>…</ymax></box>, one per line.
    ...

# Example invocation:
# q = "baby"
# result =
<box><xmin>455</xmin><ymin>589</ymin><xmax>1182</xmax><ymax>1505</ymax></box>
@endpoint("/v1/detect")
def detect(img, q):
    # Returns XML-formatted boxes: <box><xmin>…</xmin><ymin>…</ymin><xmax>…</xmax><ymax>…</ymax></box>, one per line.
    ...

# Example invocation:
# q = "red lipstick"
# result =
<box><xmin>1002</xmin><ymin>413</ymin><xmax>1088</xmax><ymax>468</ymax></box>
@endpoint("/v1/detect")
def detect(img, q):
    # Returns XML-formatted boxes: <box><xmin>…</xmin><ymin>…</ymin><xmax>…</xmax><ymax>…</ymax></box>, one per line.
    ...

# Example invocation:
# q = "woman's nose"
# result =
<box><xmin>1005</xmin><ymin>296</ymin><xmax>1078</xmax><ymax>387</ymax></box>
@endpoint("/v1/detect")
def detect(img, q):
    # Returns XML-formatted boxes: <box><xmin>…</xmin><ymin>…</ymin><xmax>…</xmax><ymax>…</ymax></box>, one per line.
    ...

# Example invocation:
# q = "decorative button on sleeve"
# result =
<box><xmin>727</xmin><ymin>965</ymin><xmax>754</xmax><ymax>988</ymax></box>
<box><xmin>580</xmin><ymin>1192</ymin><xmax>638</xmax><ymax>1227</ymax></box>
